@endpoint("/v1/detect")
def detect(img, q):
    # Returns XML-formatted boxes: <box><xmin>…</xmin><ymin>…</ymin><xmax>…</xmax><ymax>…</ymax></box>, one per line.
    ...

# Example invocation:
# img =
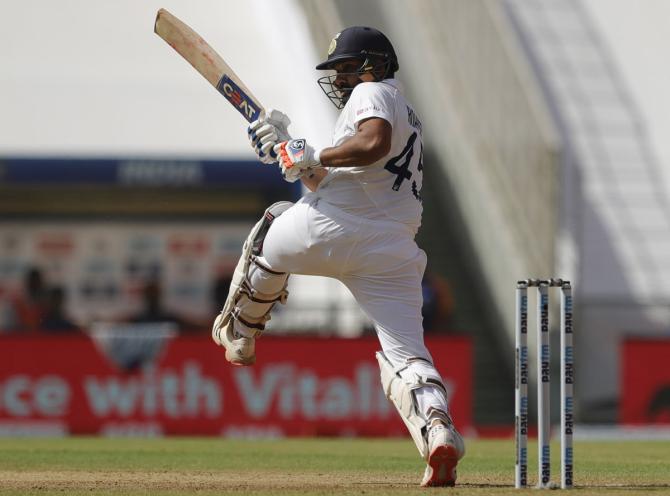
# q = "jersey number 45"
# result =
<box><xmin>384</xmin><ymin>132</ymin><xmax>423</xmax><ymax>202</ymax></box>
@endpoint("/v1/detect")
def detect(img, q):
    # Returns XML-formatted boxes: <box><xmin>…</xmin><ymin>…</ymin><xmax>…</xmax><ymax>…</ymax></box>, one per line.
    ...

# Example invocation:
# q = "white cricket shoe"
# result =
<box><xmin>211</xmin><ymin>312</ymin><xmax>256</xmax><ymax>366</ymax></box>
<box><xmin>420</xmin><ymin>421</ymin><xmax>465</xmax><ymax>487</ymax></box>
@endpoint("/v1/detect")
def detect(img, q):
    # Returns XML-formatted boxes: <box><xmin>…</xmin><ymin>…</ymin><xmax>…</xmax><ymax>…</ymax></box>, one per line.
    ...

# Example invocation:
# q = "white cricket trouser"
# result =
<box><xmin>257</xmin><ymin>193</ymin><xmax>450</xmax><ymax>419</ymax></box>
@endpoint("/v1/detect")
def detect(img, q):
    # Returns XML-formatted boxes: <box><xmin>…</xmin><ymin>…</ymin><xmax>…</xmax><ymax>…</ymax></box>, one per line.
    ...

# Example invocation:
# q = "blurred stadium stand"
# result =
<box><xmin>0</xmin><ymin>157</ymin><xmax>372</xmax><ymax>335</ymax></box>
<box><xmin>505</xmin><ymin>0</ymin><xmax>670</xmax><ymax>421</ymax></box>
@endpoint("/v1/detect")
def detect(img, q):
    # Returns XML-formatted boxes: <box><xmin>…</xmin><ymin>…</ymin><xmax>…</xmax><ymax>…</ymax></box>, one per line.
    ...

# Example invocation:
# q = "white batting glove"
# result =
<box><xmin>274</xmin><ymin>139</ymin><xmax>322</xmax><ymax>183</ymax></box>
<box><xmin>247</xmin><ymin>109</ymin><xmax>291</xmax><ymax>164</ymax></box>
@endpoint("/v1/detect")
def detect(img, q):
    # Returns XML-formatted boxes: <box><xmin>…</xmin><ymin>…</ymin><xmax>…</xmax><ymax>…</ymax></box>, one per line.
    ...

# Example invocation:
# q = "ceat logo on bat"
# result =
<box><xmin>216</xmin><ymin>75</ymin><xmax>260</xmax><ymax>123</ymax></box>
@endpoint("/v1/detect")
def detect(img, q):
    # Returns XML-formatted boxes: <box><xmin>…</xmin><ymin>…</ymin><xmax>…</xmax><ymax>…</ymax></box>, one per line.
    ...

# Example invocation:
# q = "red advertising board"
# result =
<box><xmin>0</xmin><ymin>334</ymin><xmax>472</xmax><ymax>437</ymax></box>
<box><xmin>621</xmin><ymin>338</ymin><xmax>670</xmax><ymax>424</ymax></box>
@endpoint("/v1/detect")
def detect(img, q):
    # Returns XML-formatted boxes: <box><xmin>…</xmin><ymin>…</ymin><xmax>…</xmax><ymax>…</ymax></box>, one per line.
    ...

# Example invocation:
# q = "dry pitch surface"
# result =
<box><xmin>0</xmin><ymin>437</ymin><xmax>668</xmax><ymax>495</ymax></box>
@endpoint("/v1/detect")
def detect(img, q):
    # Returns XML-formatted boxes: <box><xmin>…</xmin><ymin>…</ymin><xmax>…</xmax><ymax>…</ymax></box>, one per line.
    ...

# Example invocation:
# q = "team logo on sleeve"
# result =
<box><xmin>357</xmin><ymin>105</ymin><xmax>382</xmax><ymax>116</ymax></box>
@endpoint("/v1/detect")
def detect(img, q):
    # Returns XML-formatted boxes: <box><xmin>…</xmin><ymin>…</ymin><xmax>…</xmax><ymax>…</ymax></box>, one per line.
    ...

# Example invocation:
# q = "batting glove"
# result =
<box><xmin>247</xmin><ymin>109</ymin><xmax>291</xmax><ymax>164</ymax></box>
<box><xmin>274</xmin><ymin>139</ymin><xmax>322</xmax><ymax>183</ymax></box>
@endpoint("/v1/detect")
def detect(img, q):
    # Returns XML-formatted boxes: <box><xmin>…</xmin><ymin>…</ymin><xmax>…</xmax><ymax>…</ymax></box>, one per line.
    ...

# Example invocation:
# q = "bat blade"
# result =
<box><xmin>154</xmin><ymin>8</ymin><xmax>265</xmax><ymax>123</ymax></box>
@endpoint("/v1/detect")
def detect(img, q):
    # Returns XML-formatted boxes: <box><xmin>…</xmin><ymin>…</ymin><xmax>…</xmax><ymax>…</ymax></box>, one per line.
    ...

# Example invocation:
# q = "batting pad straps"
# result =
<box><xmin>232</xmin><ymin>256</ymin><xmax>289</xmax><ymax>332</ymax></box>
<box><xmin>376</xmin><ymin>352</ymin><xmax>450</xmax><ymax>460</ymax></box>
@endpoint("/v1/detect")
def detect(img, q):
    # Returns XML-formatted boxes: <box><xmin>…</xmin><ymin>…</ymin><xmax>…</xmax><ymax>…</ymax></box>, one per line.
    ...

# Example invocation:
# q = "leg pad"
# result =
<box><xmin>212</xmin><ymin>202</ymin><xmax>293</xmax><ymax>362</ymax></box>
<box><xmin>376</xmin><ymin>352</ymin><xmax>451</xmax><ymax>459</ymax></box>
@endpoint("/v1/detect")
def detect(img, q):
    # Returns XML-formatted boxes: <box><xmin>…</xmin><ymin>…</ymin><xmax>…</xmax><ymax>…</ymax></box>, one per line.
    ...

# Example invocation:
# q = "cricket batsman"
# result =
<box><xmin>212</xmin><ymin>26</ymin><xmax>465</xmax><ymax>486</ymax></box>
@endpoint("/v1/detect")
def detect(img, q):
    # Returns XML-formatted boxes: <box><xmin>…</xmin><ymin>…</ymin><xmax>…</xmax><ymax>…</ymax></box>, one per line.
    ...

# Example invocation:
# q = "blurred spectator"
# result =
<box><xmin>1</xmin><ymin>266</ymin><xmax>48</xmax><ymax>333</ymax></box>
<box><xmin>0</xmin><ymin>297</ymin><xmax>17</xmax><ymax>333</ymax></box>
<box><xmin>42</xmin><ymin>286</ymin><xmax>80</xmax><ymax>333</ymax></box>
<box><xmin>193</xmin><ymin>270</ymin><xmax>233</xmax><ymax>333</ymax></box>
<box><xmin>130</xmin><ymin>280</ymin><xmax>187</xmax><ymax>331</ymax></box>
<box><xmin>212</xmin><ymin>272</ymin><xmax>233</xmax><ymax>311</ymax></box>
<box><xmin>422</xmin><ymin>271</ymin><xmax>455</xmax><ymax>334</ymax></box>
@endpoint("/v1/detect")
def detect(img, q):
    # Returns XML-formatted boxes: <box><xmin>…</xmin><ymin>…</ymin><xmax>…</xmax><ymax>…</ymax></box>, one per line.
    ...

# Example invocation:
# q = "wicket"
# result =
<box><xmin>515</xmin><ymin>278</ymin><xmax>574</xmax><ymax>489</ymax></box>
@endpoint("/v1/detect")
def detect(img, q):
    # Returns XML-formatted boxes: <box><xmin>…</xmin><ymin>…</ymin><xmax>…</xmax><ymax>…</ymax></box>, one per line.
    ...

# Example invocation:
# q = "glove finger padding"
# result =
<box><xmin>247</xmin><ymin>123</ymin><xmax>279</xmax><ymax>163</ymax></box>
<box><xmin>247</xmin><ymin>119</ymin><xmax>264</xmax><ymax>144</ymax></box>
<box><xmin>260</xmin><ymin>131</ymin><xmax>278</xmax><ymax>156</ymax></box>
<box><xmin>259</xmin><ymin>130</ymin><xmax>278</xmax><ymax>146</ymax></box>
<box><xmin>260</xmin><ymin>140</ymin><xmax>278</xmax><ymax>160</ymax></box>
<box><xmin>256</xmin><ymin>123</ymin><xmax>279</xmax><ymax>140</ymax></box>
<box><xmin>247</xmin><ymin>110</ymin><xmax>292</xmax><ymax>165</ymax></box>
<box><xmin>248</xmin><ymin>123</ymin><xmax>275</xmax><ymax>147</ymax></box>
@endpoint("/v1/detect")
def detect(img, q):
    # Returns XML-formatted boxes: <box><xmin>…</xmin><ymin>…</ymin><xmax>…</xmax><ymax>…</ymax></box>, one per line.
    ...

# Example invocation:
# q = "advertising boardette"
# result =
<box><xmin>0</xmin><ymin>335</ymin><xmax>472</xmax><ymax>437</ymax></box>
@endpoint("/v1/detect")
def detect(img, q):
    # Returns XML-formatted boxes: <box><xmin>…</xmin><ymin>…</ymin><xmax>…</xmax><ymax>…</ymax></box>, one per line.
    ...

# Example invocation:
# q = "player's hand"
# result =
<box><xmin>274</xmin><ymin>139</ymin><xmax>322</xmax><ymax>183</ymax></box>
<box><xmin>247</xmin><ymin>109</ymin><xmax>291</xmax><ymax>164</ymax></box>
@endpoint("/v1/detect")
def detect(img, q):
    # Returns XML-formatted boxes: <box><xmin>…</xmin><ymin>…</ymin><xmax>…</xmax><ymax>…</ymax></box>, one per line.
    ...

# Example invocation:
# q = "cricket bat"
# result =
<box><xmin>154</xmin><ymin>8</ymin><xmax>265</xmax><ymax>123</ymax></box>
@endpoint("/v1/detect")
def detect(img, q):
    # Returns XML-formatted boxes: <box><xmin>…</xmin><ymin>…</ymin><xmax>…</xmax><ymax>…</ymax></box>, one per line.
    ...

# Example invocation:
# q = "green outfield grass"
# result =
<box><xmin>0</xmin><ymin>437</ymin><xmax>668</xmax><ymax>495</ymax></box>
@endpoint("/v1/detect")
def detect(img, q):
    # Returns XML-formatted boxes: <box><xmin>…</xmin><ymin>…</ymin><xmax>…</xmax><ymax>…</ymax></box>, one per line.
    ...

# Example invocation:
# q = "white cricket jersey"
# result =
<box><xmin>315</xmin><ymin>79</ymin><xmax>424</xmax><ymax>233</ymax></box>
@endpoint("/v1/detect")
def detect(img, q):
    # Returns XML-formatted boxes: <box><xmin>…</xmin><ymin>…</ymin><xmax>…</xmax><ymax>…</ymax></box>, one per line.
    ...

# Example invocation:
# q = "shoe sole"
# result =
<box><xmin>225</xmin><ymin>348</ymin><xmax>255</xmax><ymax>366</ymax></box>
<box><xmin>212</xmin><ymin>318</ymin><xmax>256</xmax><ymax>367</ymax></box>
<box><xmin>421</xmin><ymin>444</ymin><xmax>459</xmax><ymax>487</ymax></box>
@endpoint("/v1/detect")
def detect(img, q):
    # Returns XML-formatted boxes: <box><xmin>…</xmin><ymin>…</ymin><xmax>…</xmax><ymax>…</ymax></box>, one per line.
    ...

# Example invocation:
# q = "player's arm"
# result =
<box><xmin>300</xmin><ymin>117</ymin><xmax>392</xmax><ymax>191</ymax></box>
<box><xmin>273</xmin><ymin>117</ymin><xmax>392</xmax><ymax>187</ymax></box>
<box><xmin>318</xmin><ymin>117</ymin><xmax>392</xmax><ymax>167</ymax></box>
<box><xmin>297</xmin><ymin>118</ymin><xmax>390</xmax><ymax>191</ymax></box>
